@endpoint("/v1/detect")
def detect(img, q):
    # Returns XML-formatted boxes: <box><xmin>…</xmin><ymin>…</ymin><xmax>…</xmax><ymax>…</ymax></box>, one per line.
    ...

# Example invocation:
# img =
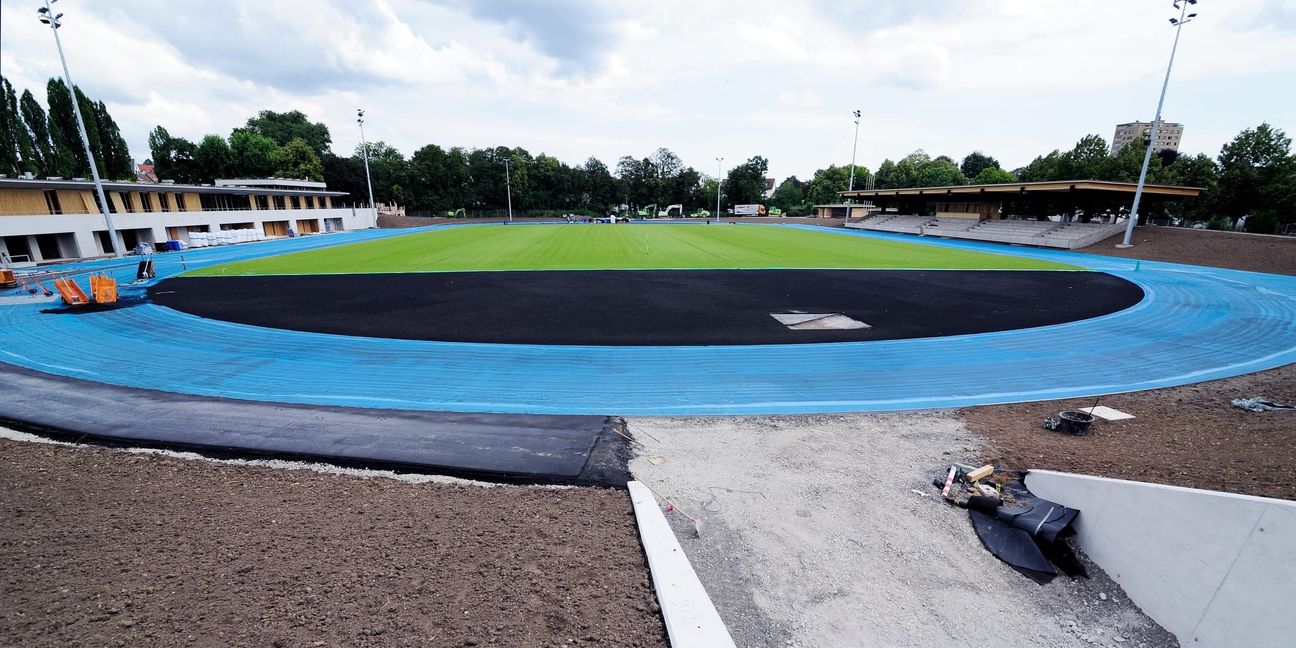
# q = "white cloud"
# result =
<box><xmin>0</xmin><ymin>0</ymin><xmax>1291</xmax><ymax>184</ymax></box>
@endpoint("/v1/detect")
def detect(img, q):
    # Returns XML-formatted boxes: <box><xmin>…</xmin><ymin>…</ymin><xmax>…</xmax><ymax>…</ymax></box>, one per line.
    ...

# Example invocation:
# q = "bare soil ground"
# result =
<box><xmin>0</xmin><ymin>437</ymin><xmax>667</xmax><ymax>648</ymax></box>
<box><xmin>960</xmin><ymin>363</ymin><xmax>1296</xmax><ymax>501</ymax></box>
<box><xmin>1083</xmin><ymin>226</ymin><xmax>1296</xmax><ymax>275</ymax></box>
<box><xmin>376</xmin><ymin>214</ymin><xmax>844</xmax><ymax>229</ymax></box>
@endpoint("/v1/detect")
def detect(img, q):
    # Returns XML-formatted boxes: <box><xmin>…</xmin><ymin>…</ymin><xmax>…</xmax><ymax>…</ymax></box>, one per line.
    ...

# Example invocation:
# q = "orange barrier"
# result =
<box><xmin>90</xmin><ymin>275</ymin><xmax>118</xmax><ymax>304</ymax></box>
<box><xmin>53</xmin><ymin>277</ymin><xmax>89</xmax><ymax>306</ymax></box>
<box><xmin>0</xmin><ymin>268</ymin><xmax>16</xmax><ymax>288</ymax></box>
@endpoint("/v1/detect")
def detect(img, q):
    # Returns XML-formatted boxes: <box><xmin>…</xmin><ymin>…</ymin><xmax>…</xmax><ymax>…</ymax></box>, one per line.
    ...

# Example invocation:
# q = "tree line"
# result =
<box><xmin>0</xmin><ymin>75</ymin><xmax>133</xmax><ymax>181</ymax></box>
<box><xmin>2</xmin><ymin>77</ymin><xmax>1292</xmax><ymax>232</ymax></box>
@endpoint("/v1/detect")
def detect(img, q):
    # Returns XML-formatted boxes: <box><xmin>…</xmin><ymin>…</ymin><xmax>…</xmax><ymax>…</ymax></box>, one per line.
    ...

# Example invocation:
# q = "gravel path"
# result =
<box><xmin>1082</xmin><ymin>226</ymin><xmax>1296</xmax><ymax>275</ymax></box>
<box><xmin>0</xmin><ymin>432</ymin><xmax>667</xmax><ymax>648</ymax></box>
<box><xmin>628</xmin><ymin>414</ymin><xmax>1176</xmax><ymax>648</ymax></box>
<box><xmin>961</xmin><ymin>363</ymin><xmax>1296</xmax><ymax>501</ymax></box>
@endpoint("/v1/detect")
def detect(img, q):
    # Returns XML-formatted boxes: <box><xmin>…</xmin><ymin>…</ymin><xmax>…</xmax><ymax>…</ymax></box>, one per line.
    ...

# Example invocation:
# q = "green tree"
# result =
<box><xmin>972</xmin><ymin>166</ymin><xmax>1017</xmax><ymax>184</ymax></box>
<box><xmin>229</xmin><ymin>131</ymin><xmax>279</xmax><ymax>178</ymax></box>
<box><xmin>915</xmin><ymin>156</ymin><xmax>966</xmax><ymax>187</ymax></box>
<box><xmin>239</xmin><ymin>110</ymin><xmax>332</xmax><ymax>157</ymax></box>
<box><xmin>616</xmin><ymin>155</ymin><xmax>656</xmax><ymax>207</ymax></box>
<box><xmin>698</xmin><ymin>177</ymin><xmax>720</xmax><ymax>213</ymax></box>
<box><xmin>151</xmin><ymin>130</ymin><xmax>198</xmax><ymax>183</ymax></box>
<box><xmin>321</xmin><ymin>152</ymin><xmax>368</xmax><ymax>206</ymax></box>
<box><xmin>20</xmin><ymin>90</ymin><xmax>54</xmax><ymax>176</ymax></box>
<box><xmin>724</xmin><ymin>155</ymin><xmax>769</xmax><ymax>206</ymax></box>
<box><xmin>769</xmin><ymin>176</ymin><xmax>808</xmax><ymax>212</ymax></box>
<box><xmin>959</xmin><ymin>151</ymin><xmax>999</xmax><ymax>179</ymax></box>
<box><xmin>1165</xmin><ymin>153</ymin><xmax>1219</xmax><ymax>220</ymax></box>
<box><xmin>71</xmin><ymin>87</ymin><xmax>105</xmax><ymax>178</ymax></box>
<box><xmin>192</xmin><ymin>134</ymin><xmax>233</xmax><ymax>182</ymax></box>
<box><xmin>1215</xmin><ymin>123</ymin><xmax>1295</xmax><ymax>232</ymax></box>
<box><xmin>0</xmin><ymin>77</ymin><xmax>23</xmax><ymax>175</ymax></box>
<box><xmin>806</xmin><ymin>165</ymin><xmax>855</xmax><ymax>205</ymax></box>
<box><xmin>272</xmin><ymin>137</ymin><xmax>324</xmax><ymax>181</ymax></box>
<box><xmin>354</xmin><ymin>140</ymin><xmax>407</xmax><ymax>205</ymax></box>
<box><xmin>874</xmin><ymin>159</ymin><xmax>908</xmax><ymax>189</ymax></box>
<box><xmin>90</xmin><ymin>100</ymin><xmax>133</xmax><ymax>179</ymax></box>
<box><xmin>1061</xmin><ymin>134</ymin><xmax>1111</xmax><ymax>179</ymax></box>
<box><xmin>407</xmin><ymin>143</ymin><xmax>452</xmax><ymax>211</ymax></box>
<box><xmin>582</xmin><ymin>157</ymin><xmax>618</xmax><ymax>212</ymax></box>
<box><xmin>45</xmin><ymin>78</ymin><xmax>82</xmax><ymax>177</ymax></box>
<box><xmin>1017</xmin><ymin>151</ymin><xmax>1064</xmax><ymax>182</ymax></box>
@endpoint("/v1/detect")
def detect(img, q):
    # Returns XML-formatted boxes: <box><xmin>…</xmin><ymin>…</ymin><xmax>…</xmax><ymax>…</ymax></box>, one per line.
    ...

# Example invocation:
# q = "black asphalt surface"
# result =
<box><xmin>0</xmin><ymin>362</ymin><xmax>628</xmax><ymax>486</ymax></box>
<box><xmin>151</xmin><ymin>270</ymin><xmax>1144</xmax><ymax>346</ymax></box>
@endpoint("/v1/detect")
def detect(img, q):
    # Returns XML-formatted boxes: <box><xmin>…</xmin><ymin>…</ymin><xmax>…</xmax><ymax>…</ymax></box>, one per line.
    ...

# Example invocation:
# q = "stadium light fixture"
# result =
<box><xmin>504</xmin><ymin>157</ymin><xmax>513</xmax><ymax>222</ymax></box>
<box><xmin>1119</xmin><ymin>0</ymin><xmax>1200</xmax><ymax>248</ymax></box>
<box><xmin>715</xmin><ymin>157</ymin><xmax>724</xmax><ymax>223</ymax></box>
<box><xmin>845</xmin><ymin>109</ymin><xmax>862</xmax><ymax>222</ymax></box>
<box><xmin>37</xmin><ymin>0</ymin><xmax>122</xmax><ymax>257</ymax></box>
<box><xmin>356</xmin><ymin>109</ymin><xmax>376</xmax><ymax>214</ymax></box>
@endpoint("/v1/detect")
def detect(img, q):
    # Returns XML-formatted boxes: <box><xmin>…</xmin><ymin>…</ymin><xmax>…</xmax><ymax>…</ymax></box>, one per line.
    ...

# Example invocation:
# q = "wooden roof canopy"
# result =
<box><xmin>840</xmin><ymin>180</ymin><xmax>1202</xmax><ymax>200</ymax></box>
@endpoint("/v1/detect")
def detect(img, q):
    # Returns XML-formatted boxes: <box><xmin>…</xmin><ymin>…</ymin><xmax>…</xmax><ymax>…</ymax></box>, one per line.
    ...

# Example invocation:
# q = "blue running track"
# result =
<box><xmin>2</xmin><ymin>224</ymin><xmax>1293</xmax><ymax>415</ymax></box>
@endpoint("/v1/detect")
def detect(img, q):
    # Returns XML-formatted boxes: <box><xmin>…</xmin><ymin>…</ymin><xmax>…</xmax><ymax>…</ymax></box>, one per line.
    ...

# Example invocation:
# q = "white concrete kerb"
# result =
<box><xmin>627</xmin><ymin>480</ymin><xmax>736</xmax><ymax>648</ymax></box>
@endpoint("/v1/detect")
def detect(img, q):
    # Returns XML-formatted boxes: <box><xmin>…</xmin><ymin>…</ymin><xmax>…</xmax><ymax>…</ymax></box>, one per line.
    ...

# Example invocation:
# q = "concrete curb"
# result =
<box><xmin>1025</xmin><ymin>469</ymin><xmax>1296</xmax><ymax>648</ymax></box>
<box><xmin>627</xmin><ymin>481</ymin><xmax>736</xmax><ymax>648</ymax></box>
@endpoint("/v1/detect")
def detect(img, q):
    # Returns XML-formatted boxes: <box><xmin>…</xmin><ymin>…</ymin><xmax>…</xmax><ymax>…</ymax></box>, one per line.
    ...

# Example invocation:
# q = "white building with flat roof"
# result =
<box><xmin>0</xmin><ymin>176</ymin><xmax>374</xmax><ymax>264</ymax></box>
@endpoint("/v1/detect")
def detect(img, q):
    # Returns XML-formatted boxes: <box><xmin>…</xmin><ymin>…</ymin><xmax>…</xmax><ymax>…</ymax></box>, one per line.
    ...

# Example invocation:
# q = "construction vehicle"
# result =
<box><xmin>768</xmin><ymin>207</ymin><xmax>784</xmax><ymax>216</ymax></box>
<box><xmin>660</xmin><ymin>204</ymin><xmax>684</xmax><ymax>217</ymax></box>
<box><xmin>446</xmin><ymin>208</ymin><xmax>466</xmax><ymax>217</ymax></box>
<box><xmin>636</xmin><ymin>204</ymin><xmax>658</xmax><ymax>218</ymax></box>
<box><xmin>690</xmin><ymin>209</ymin><xmax>711</xmax><ymax>218</ymax></box>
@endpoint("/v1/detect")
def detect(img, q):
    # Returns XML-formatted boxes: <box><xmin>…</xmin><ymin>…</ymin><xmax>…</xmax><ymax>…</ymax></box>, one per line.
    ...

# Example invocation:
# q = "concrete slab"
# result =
<box><xmin>1025</xmin><ymin>469</ymin><xmax>1296</xmax><ymax>647</ymax></box>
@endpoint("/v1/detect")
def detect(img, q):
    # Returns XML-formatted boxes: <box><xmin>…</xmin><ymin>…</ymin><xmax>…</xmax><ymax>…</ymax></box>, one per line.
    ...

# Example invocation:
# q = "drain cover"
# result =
<box><xmin>770</xmin><ymin>313</ymin><xmax>871</xmax><ymax>330</ymax></box>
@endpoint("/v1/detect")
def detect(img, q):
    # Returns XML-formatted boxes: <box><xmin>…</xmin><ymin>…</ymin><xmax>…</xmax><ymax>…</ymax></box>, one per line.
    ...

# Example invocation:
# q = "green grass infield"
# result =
<box><xmin>190</xmin><ymin>224</ymin><xmax>1082</xmax><ymax>275</ymax></box>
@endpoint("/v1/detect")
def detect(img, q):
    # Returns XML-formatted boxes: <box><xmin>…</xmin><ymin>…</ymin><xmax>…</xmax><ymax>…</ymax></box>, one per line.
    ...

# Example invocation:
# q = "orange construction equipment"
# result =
<box><xmin>0</xmin><ymin>268</ymin><xmax>16</xmax><ymax>288</ymax></box>
<box><xmin>90</xmin><ymin>274</ymin><xmax>119</xmax><ymax>304</ymax></box>
<box><xmin>53</xmin><ymin>276</ymin><xmax>90</xmax><ymax>306</ymax></box>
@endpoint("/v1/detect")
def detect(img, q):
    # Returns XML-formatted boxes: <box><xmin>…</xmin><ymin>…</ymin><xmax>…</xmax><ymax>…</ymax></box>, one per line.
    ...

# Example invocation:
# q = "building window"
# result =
<box><xmin>43</xmin><ymin>190</ymin><xmax>63</xmax><ymax>214</ymax></box>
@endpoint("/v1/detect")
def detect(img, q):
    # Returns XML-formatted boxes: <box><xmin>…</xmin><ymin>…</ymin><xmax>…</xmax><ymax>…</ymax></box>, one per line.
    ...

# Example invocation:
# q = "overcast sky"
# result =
<box><xmin>2</xmin><ymin>0</ymin><xmax>1293</xmax><ymax>181</ymax></box>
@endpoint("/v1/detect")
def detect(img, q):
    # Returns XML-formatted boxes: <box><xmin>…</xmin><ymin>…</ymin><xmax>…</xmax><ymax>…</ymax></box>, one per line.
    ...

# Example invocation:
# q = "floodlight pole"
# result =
<box><xmin>39</xmin><ymin>0</ymin><xmax>121</xmax><ymax>257</ymax></box>
<box><xmin>504</xmin><ymin>158</ymin><xmax>513</xmax><ymax>222</ymax></box>
<box><xmin>845</xmin><ymin>109</ymin><xmax>861</xmax><ymax>222</ymax></box>
<box><xmin>356</xmin><ymin>109</ymin><xmax>376</xmax><ymax>215</ymax></box>
<box><xmin>715</xmin><ymin>157</ymin><xmax>724</xmax><ymax>223</ymax></box>
<box><xmin>1119</xmin><ymin>0</ymin><xmax>1196</xmax><ymax>248</ymax></box>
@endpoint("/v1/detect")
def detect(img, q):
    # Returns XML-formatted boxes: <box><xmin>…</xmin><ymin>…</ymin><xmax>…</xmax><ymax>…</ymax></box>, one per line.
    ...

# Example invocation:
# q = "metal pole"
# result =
<box><xmin>715</xmin><ymin>157</ymin><xmax>723</xmax><ymax>223</ymax></box>
<box><xmin>505</xmin><ymin>158</ymin><xmax>513</xmax><ymax>222</ymax></box>
<box><xmin>1119</xmin><ymin>1</ymin><xmax>1190</xmax><ymax>248</ymax></box>
<box><xmin>357</xmin><ymin>109</ymin><xmax>376</xmax><ymax>215</ymax></box>
<box><xmin>42</xmin><ymin>0</ymin><xmax>121</xmax><ymax>257</ymax></box>
<box><xmin>845</xmin><ymin>109</ymin><xmax>861</xmax><ymax>222</ymax></box>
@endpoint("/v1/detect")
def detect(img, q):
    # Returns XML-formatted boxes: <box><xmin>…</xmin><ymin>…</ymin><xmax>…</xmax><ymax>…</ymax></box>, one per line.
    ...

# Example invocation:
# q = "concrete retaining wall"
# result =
<box><xmin>1024</xmin><ymin>470</ymin><xmax>1296</xmax><ymax>647</ymax></box>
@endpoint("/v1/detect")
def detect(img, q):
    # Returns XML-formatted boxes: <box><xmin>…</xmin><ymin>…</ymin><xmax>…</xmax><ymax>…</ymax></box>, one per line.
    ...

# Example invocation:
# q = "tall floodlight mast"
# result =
<box><xmin>357</xmin><ymin>109</ymin><xmax>376</xmax><ymax>215</ymax></box>
<box><xmin>844</xmin><ymin>109</ymin><xmax>862</xmax><ymax>221</ymax></box>
<box><xmin>37</xmin><ymin>0</ymin><xmax>121</xmax><ymax>257</ymax></box>
<box><xmin>1119</xmin><ymin>0</ymin><xmax>1200</xmax><ymax>248</ymax></box>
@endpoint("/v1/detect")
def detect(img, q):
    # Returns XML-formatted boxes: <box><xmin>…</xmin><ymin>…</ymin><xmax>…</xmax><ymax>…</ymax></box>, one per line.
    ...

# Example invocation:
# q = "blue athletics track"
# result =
<box><xmin>3</xmin><ymin>224</ymin><xmax>1294</xmax><ymax>417</ymax></box>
